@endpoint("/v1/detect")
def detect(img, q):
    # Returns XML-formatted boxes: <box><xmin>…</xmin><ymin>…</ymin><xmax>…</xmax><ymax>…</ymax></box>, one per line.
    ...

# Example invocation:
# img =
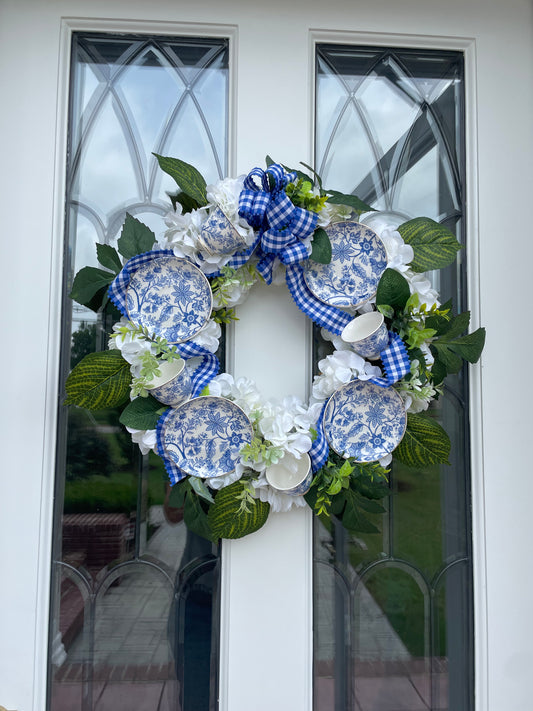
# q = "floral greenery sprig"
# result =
<box><xmin>64</xmin><ymin>154</ymin><xmax>486</xmax><ymax>542</ymax></box>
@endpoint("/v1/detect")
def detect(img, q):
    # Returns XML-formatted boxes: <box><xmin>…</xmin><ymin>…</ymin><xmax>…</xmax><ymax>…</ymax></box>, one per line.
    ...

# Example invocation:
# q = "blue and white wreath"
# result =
<box><xmin>66</xmin><ymin>156</ymin><xmax>485</xmax><ymax>541</ymax></box>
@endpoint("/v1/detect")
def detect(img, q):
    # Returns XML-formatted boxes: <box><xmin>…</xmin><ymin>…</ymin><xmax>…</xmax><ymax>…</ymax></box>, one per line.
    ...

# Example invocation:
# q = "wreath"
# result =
<box><xmin>66</xmin><ymin>155</ymin><xmax>485</xmax><ymax>541</ymax></box>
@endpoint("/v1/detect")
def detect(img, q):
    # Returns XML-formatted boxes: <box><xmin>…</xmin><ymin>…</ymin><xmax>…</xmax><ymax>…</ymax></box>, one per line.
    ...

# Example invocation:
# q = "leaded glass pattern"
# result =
<box><xmin>313</xmin><ymin>45</ymin><xmax>471</xmax><ymax>711</ymax></box>
<box><xmin>48</xmin><ymin>33</ymin><xmax>228</xmax><ymax>711</ymax></box>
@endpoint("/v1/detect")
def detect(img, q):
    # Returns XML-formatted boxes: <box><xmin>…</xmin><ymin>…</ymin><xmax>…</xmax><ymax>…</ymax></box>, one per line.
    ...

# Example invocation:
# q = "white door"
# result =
<box><xmin>1</xmin><ymin>2</ymin><xmax>532</xmax><ymax>710</ymax></box>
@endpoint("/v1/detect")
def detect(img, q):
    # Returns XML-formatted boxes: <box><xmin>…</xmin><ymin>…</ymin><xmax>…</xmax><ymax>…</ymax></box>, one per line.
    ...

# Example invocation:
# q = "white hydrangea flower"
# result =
<box><xmin>206</xmin><ymin>176</ymin><xmax>255</xmax><ymax>245</ymax></box>
<box><xmin>380</xmin><ymin>227</ymin><xmax>414</xmax><ymax>273</ymax></box>
<box><xmin>159</xmin><ymin>204</ymin><xmax>208</xmax><ymax>261</ymax></box>
<box><xmin>252</xmin><ymin>474</ymin><xmax>308</xmax><ymax>512</ymax></box>
<box><xmin>187</xmin><ymin>318</ymin><xmax>221</xmax><ymax>353</ymax></box>
<box><xmin>126</xmin><ymin>427</ymin><xmax>157</xmax><ymax>455</ymax></box>
<box><xmin>318</xmin><ymin>201</ymin><xmax>353</xmax><ymax>227</ymax></box>
<box><xmin>405</xmin><ymin>271</ymin><xmax>440</xmax><ymax>309</ymax></box>
<box><xmin>312</xmin><ymin>349</ymin><xmax>382</xmax><ymax>401</ymax></box>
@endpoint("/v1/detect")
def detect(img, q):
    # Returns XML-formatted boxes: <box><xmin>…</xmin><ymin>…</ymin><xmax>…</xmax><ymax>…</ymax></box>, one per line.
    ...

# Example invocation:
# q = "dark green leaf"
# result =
<box><xmin>167</xmin><ymin>479</ymin><xmax>188</xmax><ymax>509</ymax></box>
<box><xmin>119</xmin><ymin>395</ymin><xmax>164</xmax><ymax>430</ymax></box>
<box><xmin>429</xmin><ymin>353</ymin><xmax>448</xmax><ymax>386</ymax></box>
<box><xmin>96</xmin><ymin>243</ymin><xmax>123</xmax><ymax>274</ymax></box>
<box><xmin>169</xmin><ymin>191</ymin><xmax>201</xmax><ymax>214</ymax></box>
<box><xmin>208</xmin><ymin>481</ymin><xmax>270</xmax><ymax>539</ymax></box>
<box><xmin>265</xmin><ymin>155</ymin><xmax>275</xmax><ymax>167</ymax></box>
<box><xmin>310</xmin><ymin>227</ymin><xmax>332</xmax><ymax>264</ymax></box>
<box><xmin>425</xmin><ymin>298</ymin><xmax>453</xmax><ymax>335</ymax></box>
<box><xmin>375</xmin><ymin>268</ymin><xmax>411</xmax><ymax>312</ymax></box>
<box><xmin>65</xmin><ymin>350</ymin><xmax>131</xmax><ymax>410</ymax></box>
<box><xmin>70</xmin><ymin>266</ymin><xmax>115</xmax><ymax>310</ymax></box>
<box><xmin>336</xmin><ymin>488</ymin><xmax>380</xmax><ymax>533</ymax></box>
<box><xmin>447</xmin><ymin>327</ymin><xmax>486</xmax><ymax>363</ymax></box>
<box><xmin>153</xmin><ymin>153</ymin><xmax>208</xmax><ymax>206</ymax></box>
<box><xmin>326</xmin><ymin>190</ymin><xmax>375</xmax><ymax>214</ymax></box>
<box><xmin>394</xmin><ymin>413</ymin><xmax>451</xmax><ymax>467</ymax></box>
<box><xmin>184</xmin><ymin>488</ymin><xmax>214</xmax><ymax>541</ymax></box>
<box><xmin>398</xmin><ymin>217</ymin><xmax>462</xmax><ymax>272</ymax></box>
<box><xmin>437</xmin><ymin>310</ymin><xmax>471</xmax><ymax>341</ymax></box>
<box><xmin>117</xmin><ymin>213</ymin><xmax>156</xmax><ymax>260</ymax></box>
<box><xmin>432</xmin><ymin>343</ymin><xmax>463</xmax><ymax>374</ymax></box>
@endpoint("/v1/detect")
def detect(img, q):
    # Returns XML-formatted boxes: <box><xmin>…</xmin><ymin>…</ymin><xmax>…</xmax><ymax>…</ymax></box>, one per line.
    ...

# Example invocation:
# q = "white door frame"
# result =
<box><xmin>1</xmin><ymin>2</ymin><xmax>532</xmax><ymax>710</ymax></box>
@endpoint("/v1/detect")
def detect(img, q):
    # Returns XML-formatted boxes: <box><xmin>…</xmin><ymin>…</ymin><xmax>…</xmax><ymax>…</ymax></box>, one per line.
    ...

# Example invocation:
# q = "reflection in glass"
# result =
<box><xmin>48</xmin><ymin>33</ymin><xmax>228</xmax><ymax>710</ymax></box>
<box><xmin>313</xmin><ymin>45</ymin><xmax>471</xmax><ymax>711</ymax></box>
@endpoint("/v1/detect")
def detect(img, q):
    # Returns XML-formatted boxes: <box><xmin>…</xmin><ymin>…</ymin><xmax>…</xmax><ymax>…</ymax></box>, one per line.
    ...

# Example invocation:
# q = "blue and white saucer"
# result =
<box><xmin>323</xmin><ymin>380</ymin><xmax>406</xmax><ymax>462</ymax></box>
<box><xmin>303</xmin><ymin>221</ymin><xmax>387</xmax><ymax>307</ymax></box>
<box><xmin>158</xmin><ymin>396</ymin><xmax>253</xmax><ymax>478</ymax></box>
<box><xmin>126</xmin><ymin>256</ymin><xmax>212</xmax><ymax>343</ymax></box>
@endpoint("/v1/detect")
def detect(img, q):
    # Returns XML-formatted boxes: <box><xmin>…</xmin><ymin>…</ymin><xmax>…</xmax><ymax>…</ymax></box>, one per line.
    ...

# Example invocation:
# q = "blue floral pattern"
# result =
<box><xmin>303</xmin><ymin>222</ymin><xmax>387</xmax><ymax>307</ymax></box>
<box><xmin>160</xmin><ymin>396</ymin><xmax>253</xmax><ymax>478</ymax></box>
<box><xmin>199</xmin><ymin>206</ymin><xmax>247</xmax><ymax>256</ymax></box>
<box><xmin>323</xmin><ymin>380</ymin><xmax>406</xmax><ymax>462</ymax></box>
<box><xmin>126</xmin><ymin>256</ymin><xmax>212</xmax><ymax>343</ymax></box>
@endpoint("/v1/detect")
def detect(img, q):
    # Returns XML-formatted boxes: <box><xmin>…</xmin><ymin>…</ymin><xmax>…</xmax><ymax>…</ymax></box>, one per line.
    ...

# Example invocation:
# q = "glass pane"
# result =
<box><xmin>48</xmin><ymin>32</ymin><xmax>228</xmax><ymax>711</ymax></box>
<box><xmin>313</xmin><ymin>45</ymin><xmax>471</xmax><ymax>711</ymax></box>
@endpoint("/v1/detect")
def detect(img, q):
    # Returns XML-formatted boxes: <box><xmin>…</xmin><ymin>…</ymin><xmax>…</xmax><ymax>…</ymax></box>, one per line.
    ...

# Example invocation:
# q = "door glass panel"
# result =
<box><xmin>313</xmin><ymin>45</ymin><xmax>471</xmax><ymax>711</ymax></box>
<box><xmin>48</xmin><ymin>32</ymin><xmax>228</xmax><ymax>711</ymax></box>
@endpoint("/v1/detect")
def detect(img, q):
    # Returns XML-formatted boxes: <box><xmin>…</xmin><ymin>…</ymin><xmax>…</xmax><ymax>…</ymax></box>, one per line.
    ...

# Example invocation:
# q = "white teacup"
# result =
<box><xmin>341</xmin><ymin>311</ymin><xmax>389</xmax><ymax>360</ymax></box>
<box><xmin>198</xmin><ymin>206</ymin><xmax>248</xmax><ymax>256</ymax></box>
<box><xmin>145</xmin><ymin>358</ymin><xmax>192</xmax><ymax>407</ymax></box>
<box><xmin>265</xmin><ymin>452</ymin><xmax>312</xmax><ymax>496</ymax></box>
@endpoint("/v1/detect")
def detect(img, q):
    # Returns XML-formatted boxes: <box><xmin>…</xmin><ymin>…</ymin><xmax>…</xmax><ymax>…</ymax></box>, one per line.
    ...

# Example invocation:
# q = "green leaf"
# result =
<box><xmin>430</xmin><ymin>355</ymin><xmax>448</xmax><ymax>387</ymax></box>
<box><xmin>96</xmin><ymin>243</ymin><xmax>122</xmax><ymax>274</ymax></box>
<box><xmin>424</xmin><ymin>298</ymin><xmax>453</xmax><ymax>335</ymax></box>
<box><xmin>375</xmin><ymin>268</ymin><xmax>411</xmax><ymax>312</ymax></box>
<box><xmin>437</xmin><ymin>310</ymin><xmax>470</xmax><ymax>341</ymax></box>
<box><xmin>310</xmin><ymin>227</ymin><xmax>332</xmax><ymax>264</ymax></box>
<box><xmin>265</xmin><ymin>155</ymin><xmax>275</xmax><ymax>167</ymax></box>
<box><xmin>398</xmin><ymin>217</ymin><xmax>462</xmax><ymax>272</ymax></box>
<box><xmin>119</xmin><ymin>395</ymin><xmax>164</xmax><ymax>430</ymax></box>
<box><xmin>153</xmin><ymin>153</ymin><xmax>208</xmax><ymax>206</ymax></box>
<box><xmin>394</xmin><ymin>413</ymin><xmax>451</xmax><ymax>467</ymax></box>
<box><xmin>70</xmin><ymin>266</ymin><xmax>115</xmax><ymax>310</ymax></box>
<box><xmin>167</xmin><ymin>479</ymin><xmax>188</xmax><ymax>509</ymax></box>
<box><xmin>117</xmin><ymin>213</ymin><xmax>156</xmax><ymax>260</ymax></box>
<box><xmin>446</xmin><ymin>327</ymin><xmax>486</xmax><ymax>363</ymax></box>
<box><xmin>183</xmin><ymin>487</ymin><xmax>214</xmax><ymax>541</ymax></box>
<box><xmin>299</xmin><ymin>161</ymin><xmax>323</xmax><ymax>189</ymax></box>
<box><xmin>189</xmin><ymin>477</ymin><xmax>215</xmax><ymax>504</ymax></box>
<box><xmin>431</xmin><ymin>343</ymin><xmax>463</xmax><ymax>374</ymax></box>
<box><xmin>326</xmin><ymin>190</ymin><xmax>375</xmax><ymax>214</ymax></box>
<box><xmin>169</xmin><ymin>191</ymin><xmax>201</xmax><ymax>214</ymax></box>
<box><xmin>208</xmin><ymin>481</ymin><xmax>270</xmax><ymax>539</ymax></box>
<box><xmin>65</xmin><ymin>350</ymin><xmax>131</xmax><ymax>410</ymax></box>
<box><xmin>334</xmin><ymin>488</ymin><xmax>381</xmax><ymax>533</ymax></box>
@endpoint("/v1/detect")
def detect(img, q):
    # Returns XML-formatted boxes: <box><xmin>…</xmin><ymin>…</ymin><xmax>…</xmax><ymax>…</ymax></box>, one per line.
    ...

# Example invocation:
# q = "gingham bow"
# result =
<box><xmin>239</xmin><ymin>164</ymin><xmax>319</xmax><ymax>279</ymax></box>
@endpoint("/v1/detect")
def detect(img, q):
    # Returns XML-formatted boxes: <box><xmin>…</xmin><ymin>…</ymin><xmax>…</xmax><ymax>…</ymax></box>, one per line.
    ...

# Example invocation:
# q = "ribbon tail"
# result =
<box><xmin>285</xmin><ymin>265</ymin><xmax>353</xmax><ymax>335</ymax></box>
<box><xmin>368</xmin><ymin>332</ymin><xmax>411</xmax><ymax>388</ymax></box>
<box><xmin>309</xmin><ymin>401</ymin><xmax>330</xmax><ymax>472</ymax></box>
<box><xmin>190</xmin><ymin>353</ymin><xmax>220</xmax><ymax>397</ymax></box>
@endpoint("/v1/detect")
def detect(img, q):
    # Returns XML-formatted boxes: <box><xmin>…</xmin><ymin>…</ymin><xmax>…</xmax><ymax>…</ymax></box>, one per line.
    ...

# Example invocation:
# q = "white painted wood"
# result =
<box><xmin>1</xmin><ymin>1</ymin><xmax>532</xmax><ymax>710</ymax></box>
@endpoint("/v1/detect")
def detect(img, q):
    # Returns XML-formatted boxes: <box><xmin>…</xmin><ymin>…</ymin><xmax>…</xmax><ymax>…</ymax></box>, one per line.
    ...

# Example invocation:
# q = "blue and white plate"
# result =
<box><xmin>159</xmin><ymin>396</ymin><xmax>253</xmax><ymax>478</ymax></box>
<box><xmin>323</xmin><ymin>380</ymin><xmax>407</xmax><ymax>462</ymax></box>
<box><xmin>126</xmin><ymin>256</ymin><xmax>212</xmax><ymax>343</ymax></box>
<box><xmin>303</xmin><ymin>222</ymin><xmax>387</xmax><ymax>307</ymax></box>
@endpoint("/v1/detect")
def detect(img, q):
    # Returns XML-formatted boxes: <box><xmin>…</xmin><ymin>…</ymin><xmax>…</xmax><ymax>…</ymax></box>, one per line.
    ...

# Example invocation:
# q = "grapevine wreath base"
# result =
<box><xmin>66</xmin><ymin>156</ymin><xmax>485</xmax><ymax>541</ymax></box>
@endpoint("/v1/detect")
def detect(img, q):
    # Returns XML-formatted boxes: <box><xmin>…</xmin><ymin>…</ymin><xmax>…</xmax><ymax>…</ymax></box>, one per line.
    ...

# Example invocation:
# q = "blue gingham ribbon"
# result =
<box><xmin>368</xmin><ymin>332</ymin><xmax>411</xmax><ymax>388</ymax></box>
<box><xmin>285</xmin><ymin>266</ymin><xmax>353</xmax><ymax>335</ymax></box>
<box><xmin>156</xmin><ymin>409</ymin><xmax>188</xmax><ymax>485</ymax></box>
<box><xmin>309</xmin><ymin>401</ymin><xmax>330</xmax><ymax>472</ymax></box>
<box><xmin>108</xmin><ymin>249</ymin><xmax>174</xmax><ymax>316</ymax></box>
<box><xmin>239</xmin><ymin>164</ymin><xmax>319</xmax><ymax>282</ymax></box>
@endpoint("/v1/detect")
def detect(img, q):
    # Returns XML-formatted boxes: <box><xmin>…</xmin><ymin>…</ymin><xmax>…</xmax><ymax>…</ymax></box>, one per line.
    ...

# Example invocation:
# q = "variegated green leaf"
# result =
<box><xmin>208</xmin><ymin>481</ymin><xmax>270</xmax><ymax>539</ymax></box>
<box><xmin>153</xmin><ymin>153</ymin><xmax>208</xmax><ymax>206</ymax></box>
<box><xmin>398</xmin><ymin>217</ymin><xmax>462</xmax><ymax>272</ymax></box>
<box><xmin>394</xmin><ymin>413</ymin><xmax>451</xmax><ymax>467</ymax></box>
<box><xmin>65</xmin><ymin>350</ymin><xmax>131</xmax><ymax>410</ymax></box>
